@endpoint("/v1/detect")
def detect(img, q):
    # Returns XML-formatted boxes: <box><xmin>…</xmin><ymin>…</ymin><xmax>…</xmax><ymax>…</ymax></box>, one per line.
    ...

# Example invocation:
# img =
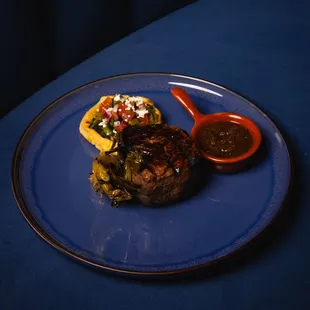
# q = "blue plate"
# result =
<box><xmin>12</xmin><ymin>73</ymin><xmax>291</xmax><ymax>275</ymax></box>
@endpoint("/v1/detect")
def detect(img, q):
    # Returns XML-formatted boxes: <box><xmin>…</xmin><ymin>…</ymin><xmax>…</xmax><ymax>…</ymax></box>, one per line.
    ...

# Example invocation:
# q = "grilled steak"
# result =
<box><xmin>90</xmin><ymin>124</ymin><xmax>202</xmax><ymax>206</ymax></box>
<box><xmin>117</xmin><ymin>124</ymin><xmax>202</xmax><ymax>205</ymax></box>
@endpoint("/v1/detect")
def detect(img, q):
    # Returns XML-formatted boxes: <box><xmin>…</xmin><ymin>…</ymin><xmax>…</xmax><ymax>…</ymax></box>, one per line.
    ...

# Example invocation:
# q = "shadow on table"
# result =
<box><xmin>73</xmin><ymin>118</ymin><xmax>300</xmax><ymax>284</ymax></box>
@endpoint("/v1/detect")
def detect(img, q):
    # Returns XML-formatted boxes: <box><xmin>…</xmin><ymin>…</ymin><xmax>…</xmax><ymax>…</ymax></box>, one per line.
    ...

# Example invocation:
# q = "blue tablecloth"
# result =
<box><xmin>1</xmin><ymin>0</ymin><xmax>310</xmax><ymax>309</ymax></box>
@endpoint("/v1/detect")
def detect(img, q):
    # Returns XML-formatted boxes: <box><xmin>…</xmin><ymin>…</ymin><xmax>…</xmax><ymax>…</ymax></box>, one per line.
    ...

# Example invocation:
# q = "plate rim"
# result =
<box><xmin>11</xmin><ymin>72</ymin><xmax>293</xmax><ymax>276</ymax></box>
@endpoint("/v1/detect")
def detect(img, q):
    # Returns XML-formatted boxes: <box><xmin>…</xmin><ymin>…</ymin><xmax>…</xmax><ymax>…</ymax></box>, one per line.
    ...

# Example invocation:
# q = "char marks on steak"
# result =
<box><xmin>116</xmin><ymin>124</ymin><xmax>202</xmax><ymax>205</ymax></box>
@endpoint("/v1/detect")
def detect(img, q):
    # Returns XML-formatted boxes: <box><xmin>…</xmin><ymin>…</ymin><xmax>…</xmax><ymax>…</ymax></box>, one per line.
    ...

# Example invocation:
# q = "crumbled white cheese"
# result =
<box><xmin>99</xmin><ymin>118</ymin><xmax>108</xmax><ymax>127</ymax></box>
<box><xmin>124</xmin><ymin>101</ymin><xmax>135</xmax><ymax>112</ymax></box>
<box><xmin>114</xmin><ymin>94</ymin><xmax>121</xmax><ymax>101</ymax></box>
<box><xmin>128</xmin><ymin>96</ymin><xmax>144</xmax><ymax>106</ymax></box>
<box><xmin>136</xmin><ymin>100</ymin><xmax>144</xmax><ymax>107</ymax></box>
<box><xmin>113</xmin><ymin>129</ymin><xmax>117</xmax><ymax>134</ymax></box>
<box><xmin>136</xmin><ymin>109</ymin><xmax>149</xmax><ymax>118</ymax></box>
<box><xmin>106</xmin><ymin>107</ymin><xmax>113</xmax><ymax>113</ymax></box>
<box><xmin>113</xmin><ymin>104</ymin><xmax>119</xmax><ymax>113</ymax></box>
<box><xmin>114</xmin><ymin>121</ymin><xmax>120</xmax><ymax>127</ymax></box>
<box><xmin>113</xmin><ymin>94</ymin><xmax>125</xmax><ymax>102</ymax></box>
<box><xmin>137</xmin><ymin>104</ymin><xmax>146</xmax><ymax>110</ymax></box>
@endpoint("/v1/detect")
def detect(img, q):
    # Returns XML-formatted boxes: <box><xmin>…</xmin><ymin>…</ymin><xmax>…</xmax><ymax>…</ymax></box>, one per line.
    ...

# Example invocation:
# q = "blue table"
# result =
<box><xmin>1</xmin><ymin>0</ymin><xmax>310</xmax><ymax>309</ymax></box>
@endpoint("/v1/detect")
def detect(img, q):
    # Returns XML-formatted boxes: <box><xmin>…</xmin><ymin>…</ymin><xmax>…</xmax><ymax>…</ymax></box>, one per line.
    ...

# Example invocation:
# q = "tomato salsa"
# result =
<box><xmin>89</xmin><ymin>94</ymin><xmax>159</xmax><ymax>139</ymax></box>
<box><xmin>197</xmin><ymin>121</ymin><xmax>253</xmax><ymax>158</ymax></box>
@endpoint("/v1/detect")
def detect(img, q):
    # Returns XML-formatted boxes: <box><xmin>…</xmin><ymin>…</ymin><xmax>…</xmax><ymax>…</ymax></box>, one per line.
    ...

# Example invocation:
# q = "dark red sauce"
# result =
<box><xmin>197</xmin><ymin>121</ymin><xmax>253</xmax><ymax>158</ymax></box>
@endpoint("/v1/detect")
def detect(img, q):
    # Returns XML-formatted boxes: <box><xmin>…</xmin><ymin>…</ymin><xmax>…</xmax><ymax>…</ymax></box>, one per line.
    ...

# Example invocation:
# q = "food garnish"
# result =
<box><xmin>79</xmin><ymin>94</ymin><xmax>162</xmax><ymax>153</ymax></box>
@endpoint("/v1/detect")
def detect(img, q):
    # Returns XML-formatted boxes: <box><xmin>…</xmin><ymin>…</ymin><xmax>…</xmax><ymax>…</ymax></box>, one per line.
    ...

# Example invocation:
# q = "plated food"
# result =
<box><xmin>89</xmin><ymin>124</ymin><xmax>202</xmax><ymax>206</ymax></box>
<box><xmin>81</xmin><ymin>89</ymin><xmax>262</xmax><ymax>207</ymax></box>
<box><xmin>79</xmin><ymin>94</ymin><xmax>162</xmax><ymax>152</ymax></box>
<box><xmin>13</xmin><ymin>73</ymin><xmax>290</xmax><ymax>274</ymax></box>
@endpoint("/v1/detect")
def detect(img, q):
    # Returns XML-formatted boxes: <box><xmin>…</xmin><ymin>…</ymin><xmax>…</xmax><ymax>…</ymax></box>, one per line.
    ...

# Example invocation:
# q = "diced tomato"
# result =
<box><xmin>117</xmin><ymin>103</ymin><xmax>126</xmax><ymax>115</ymax></box>
<box><xmin>111</xmin><ymin>112</ymin><xmax>119</xmax><ymax>120</ymax></box>
<box><xmin>99</xmin><ymin>105</ymin><xmax>105</xmax><ymax>114</ymax></box>
<box><xmin>139</xmin><ymin>114</ymin><xmax>149</xmax><ymax>124</ymax></box>
<box><xmin>103</xmin><ymin>97</ymin><xmax>113</xmax><ymax>108</ymax></box>
<box><xmin>121</xmin><ymin>110</ymin><xmax>135</xmax><ymax>122</ymax></box>
<box><xmin>115</xmin><ymin>124</ymin><xmax>127</xmax><ymax>132</ymax></box>
<box><xmin>99</xmin><ymin>97</ymin><xmax>113</xmax><ymax>114</ymax></box>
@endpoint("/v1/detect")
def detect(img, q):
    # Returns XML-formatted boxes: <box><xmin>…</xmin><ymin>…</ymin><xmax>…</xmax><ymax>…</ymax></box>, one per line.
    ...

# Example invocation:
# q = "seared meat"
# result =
<box><xmin>116</xmin><ymin>124</ymin><xmax>202</xmax><ymax>205</ymax></box>
<box><xmin>90</xmin><ymin>124</ymin><xmax>202</xmax><ymax>206</ymax></box>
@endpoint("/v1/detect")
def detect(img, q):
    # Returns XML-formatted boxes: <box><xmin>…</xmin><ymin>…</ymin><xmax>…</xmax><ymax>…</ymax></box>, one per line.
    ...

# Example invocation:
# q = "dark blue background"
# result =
<box><xmin>0</xmin><ymin>0</ymin><xmax>195</xmax><ymax>117</ymax></box>
<box><xmin>1</xmin><ymin>0</ymin><xmax>310</xmax><ymax>309</ymax></box>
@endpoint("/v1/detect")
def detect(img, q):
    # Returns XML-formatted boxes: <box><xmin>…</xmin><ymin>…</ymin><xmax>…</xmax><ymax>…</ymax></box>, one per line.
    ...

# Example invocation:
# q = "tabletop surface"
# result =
<box><xmin>1</xmin><ymin>0</ymin><xmax>310</xmax><ymax>309</ymax></box>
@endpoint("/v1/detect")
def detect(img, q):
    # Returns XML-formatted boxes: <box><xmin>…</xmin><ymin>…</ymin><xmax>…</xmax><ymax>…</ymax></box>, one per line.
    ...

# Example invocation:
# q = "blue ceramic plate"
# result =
<box><xmin>12</xmin><ymin>73</ymin><xmax>291</xmax><ymax>275</ymax></box>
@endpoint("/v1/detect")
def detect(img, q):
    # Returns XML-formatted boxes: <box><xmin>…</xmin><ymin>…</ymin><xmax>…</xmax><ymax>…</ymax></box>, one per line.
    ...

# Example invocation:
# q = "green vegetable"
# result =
<box><xmin>103</xmin><ymin>125</ymin><xmax>113</xmax><ymax>136</ymax></box>
<box><xmin>125</xmin><ymin>151</ymin><xmax>144</xmax><ymax>173</ymax></box>
<box><xmin>97</xmin><ymin>153</ymin><xmax>121</xmax><ymax>171</ymax></box>
<box><xmin>129</xmin><ymin>118</ymin><xmax>139</xmax><ymax>125</ymax></box>
<box><xmin>108</xmin><ymin>118</ymin><xmax>114</xmax><ymax>127</ymax></box>
<box><xmin>90</xmin><ymin>154</ymin><xmax>133</xmax><ymax>207</ymax></box>
<box><xmin>89</xmin><ymin>118</ymin><xmax>101</xmax><ymax>129</ymax></box>
<box><xmin>94</xmin><ymin>111</ymin><xmax>103</xmax><ymax>119</ymax></box>
<box><xmin>92</xmin><ymin>159</ymin><xmax>110</xmax><ymax>182</ymax></box>
<box><xmin>147</xmin><ymin>104</ymin><xmax>158</xmax><ymax>123</ymax></box>
<box><xmin>113</xmin><ymin>100</ymin><xmax>121</xmax><ymax>107</ymax></box>
<box><xmin>124</xmin><ymin>162</ymin><xmax>132</xmax><ymax>181</ymax></box>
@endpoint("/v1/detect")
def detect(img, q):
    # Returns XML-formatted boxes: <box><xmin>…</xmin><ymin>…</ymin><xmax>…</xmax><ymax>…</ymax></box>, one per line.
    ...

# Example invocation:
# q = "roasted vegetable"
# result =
<box><xmin>90</xmin><ymin>154</ymin><xmax>133</xmax><ymax>206</ymax></box>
